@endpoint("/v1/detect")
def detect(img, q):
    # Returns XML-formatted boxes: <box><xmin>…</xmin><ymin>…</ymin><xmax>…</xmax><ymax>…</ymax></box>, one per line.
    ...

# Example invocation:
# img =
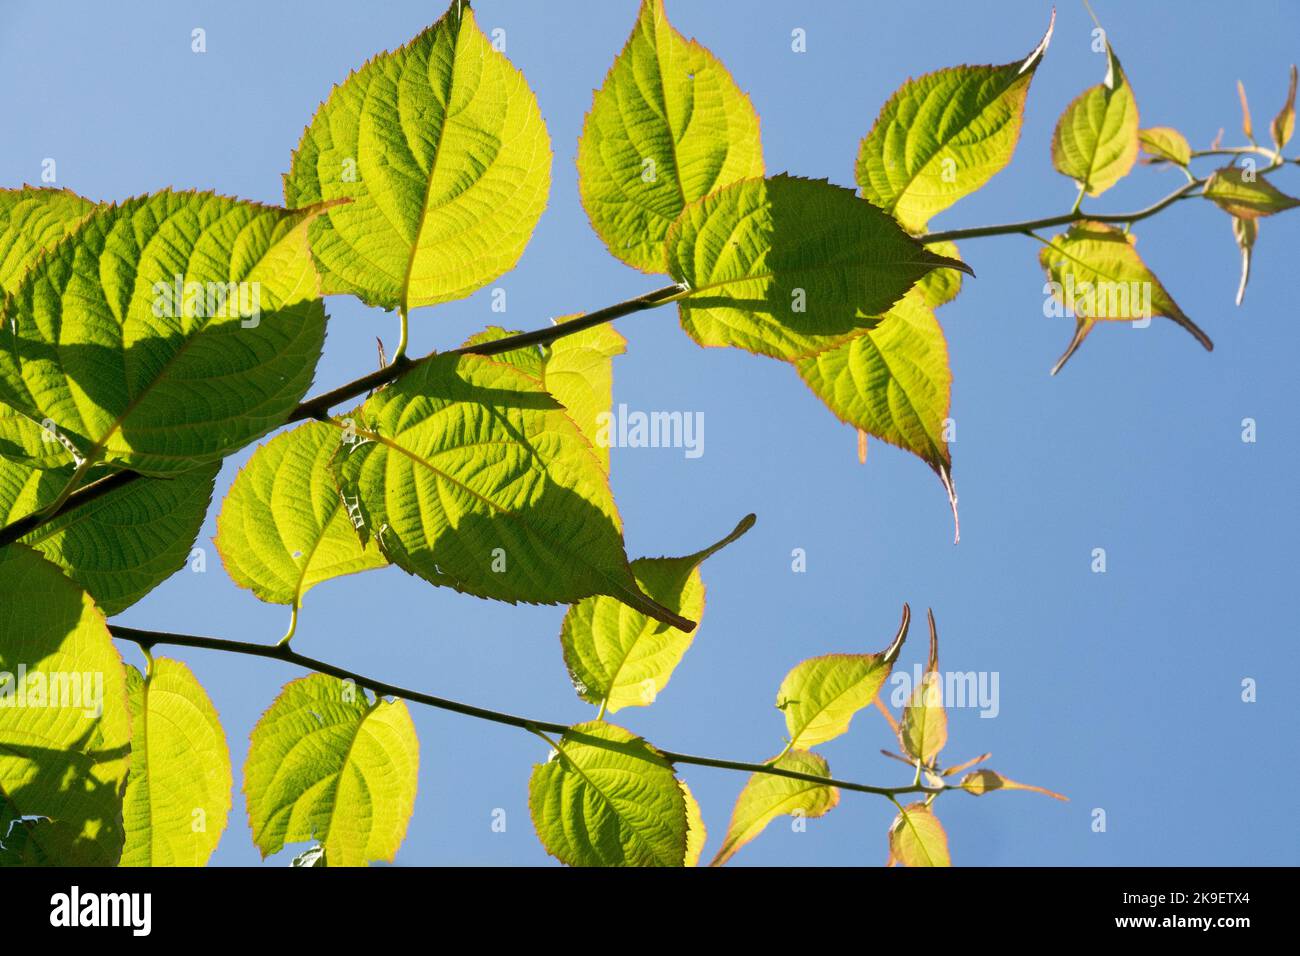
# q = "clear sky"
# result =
<box><xmin>3</xmin><ymin>0</ymin><xmax>1296</xmax><ymax>866</ymax></box>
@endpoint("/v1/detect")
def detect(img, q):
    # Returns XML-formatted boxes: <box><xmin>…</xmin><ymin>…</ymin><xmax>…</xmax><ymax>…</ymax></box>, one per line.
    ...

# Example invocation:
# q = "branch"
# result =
<box><xmin>109</xmin><ymin>624</ymin><xmax>940</xmax><ymax>800</ymax></box>
<box><xmin>0</xmin><ymin>283</ymin><xmax>686</xmax><ymax>548</ymax></box>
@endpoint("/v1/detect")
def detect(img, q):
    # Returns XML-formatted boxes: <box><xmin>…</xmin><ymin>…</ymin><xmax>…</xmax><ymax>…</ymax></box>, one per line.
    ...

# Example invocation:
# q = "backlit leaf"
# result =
<box><xmin>542</xmin><ymin>325</ymin><xmax>627</xmax><ymax>473</ymax></box>
<box><xmin>776</xmin><ymin>604</ymin><xmax>909</xmax><ymax>751</ymax></box>
<box><xmin>887</xmin><ymin>801</ymin><xmax>950</xmax><ymax>867</ymax></box>
<box><xmin>681</xmin><ymin>780</ymin><xmax>706</xmax><ymax>867</ymax></box>
<box><xmin>577</xmin><ymin>0</ymin><xmax>764</xmax><ymax>272</ymax></box>
<box><xmin>0</xmin><ymin>187</ymin><xmax>94</xmax><ymax>297</ymax></box>
<box><xmin>121</xmin><ymin>658</ymin><xmax>233</xmax><ymax>866</ymax></box>
<box><xmin>1051</xmin><ymin>39</ymin><xmax>1139</xmax><ymax>196</ymax></box>
<box><xmin>709</xmin><ymin>750</ymin><xmax>839</xmax><ymax>867</ymax></box>
<box><xmin>0</xmin><ymin>191</ymin><xmax>328</xmax><ymax>476</ymax></box>
<box><xmin>560</xmin><ymin>513</ymin><xmax>754</xmax><ymax>714</ymax></box>
<box><xmin>899</xmin><ymin>609</ymin><xmax>947</xmax><ymax>767</ymax></box>
<box><xmin>333</xmin><ymin>353</ymin><xmax>692</xmax><ymax>630</ymax></box>
<box><xmin>915</xmin><ymin>240</ymin><xmax>964</xmax><ymax>309</ymax></box>
<box><xmin>1038</xmin><ymin>220</ymin><xmax>1213</xmax><ymax>374</ymax></box>
<box><xmin>528</xmin><ymin>720</ymin><xmax>687</xmax><ymax>867</ymax></box>
<box><xmin>856</xmin><ymin>11</ymin><xmax>1054</xmax><ymax>232</ymax></box>
<box><xmin>959</xmin><ymin>768</ymin><xmax>1067</xmax><ymax>801</ymax></box>
<box><xmin>666</xmin><ymin>174</ymin><xmax>970</xmax><ymax>360</ymax></box>
<box><xmin>215</xmin><ymin>420</ymin><xmax>387</xmax><ymax>609</ymax></box>
<box><xmin>1270</xmin><ymin>64</ymin><xmax>1297</xmax><ymax>149</ymax></box>
<box><xmin>0</xmin><ymin>545</ymin><xmax>130</xmax><ymax>866</ymax></box>
<box><xmin>1203</xmin><ymin>166</ymin><xmax>1300</xmax><ymax>220</ymax></box>
<box><xmin>1138</xmin><ymin>127</ymin><xmax>1191</xmax><ymax>166</ymax></box>
<box><xmin>244</xmin><ymin>674</ymin><xmax>419</xmax><ymax>867</ymax></box>
<box><xmin>1232</xmin><ymin>215</ymin><xmax>1257</xmax><ymax>307</ymax></box>
<box><xmin>285</xmin><ymin>0</ymin><xmax>551</xmax><ymax>313</ymax></box>
<box><xmin>0</xmin><ymin>406</ymin><xmax>75</xmax><ymax>469</ymax></box>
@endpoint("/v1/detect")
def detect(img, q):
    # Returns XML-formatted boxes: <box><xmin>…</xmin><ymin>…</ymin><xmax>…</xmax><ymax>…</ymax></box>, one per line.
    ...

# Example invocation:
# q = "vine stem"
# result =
<box><xmin>109</xmin><ymin>624</ymin><xmax>942</xmax><ymax>800</ymax></box>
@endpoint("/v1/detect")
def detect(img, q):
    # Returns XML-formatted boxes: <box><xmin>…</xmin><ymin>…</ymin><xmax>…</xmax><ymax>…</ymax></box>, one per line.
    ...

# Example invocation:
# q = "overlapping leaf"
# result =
<box><xmin>528</xmin><ymin>720</ymin><xmax>687</xmax><ymax>867</ymax></box>
<box><xmin>121</xmin><ymin>658</ymin><xmax>233</xmax><ymax>866</ymax></box>
<box><xmin>0</xmin><ymin>545</ymin><xmax>130</xmax><ymax>866</ymax></box>
<box><xmin>915</xmin><ymin>240</ymin><xmax>964</xmax><ymax>309</ymax></box>
<box><xmin>560</xmin><ymin>513</ymin><xmax>754</xmax><ymax>714</ymax></box>
<box><xmin>0</xmin><ymin>460</ymin><xmax>217</xmax><ymax>615</ymax></box>
<box><xmin>332</xmin><ymin>352</ymin><xmax>691</xmax><ymax>629</ymax></box>
<box><xmin>0</xmin><ymin>191</ymin><xmax>329</xmax><ymax>475</ymax></box>
<box><xmin>1038</xmin><ymin>220</ymin><xmax>1212</xmax><ymax>374</ymax></box>
<box><xmin>1051</xmin><ymin>39</ymin><xmax>1139</xmax><ymax>196</ymax></box>
<box><xmin>899</xmin><ymin>610</ymin><xmax>947</xmax><ymax>767</ymax></box>
<box><xmin>215</xmin><ymin>420</ymin><xmax>386</xmax><ymax>610</ymax></box>
<box><xmin>666</xmin><ymin>174</ymin><xmax>970</xmax><ymax>360</ymax></box>
<box><xmin>856</xmin><ymin>12</ymin><xmax>1054</xmax><ymax>232</ymax></box>
<box><xmin>0</xmin><ymin>187</ymin><xmax>94</xmax><ymax>296</ymax></box>
<box><xmin>284</xmin><ymin>0</ymin><xmax>551</xmax><ymax>312</ymax></box>
<box><xmin>244</xmin><ymin>674</ymin><xmax>419</xmax><ymax>867</ymax></box>
<box><xmin>681</xmin><ymin>781</ymin><xmax>707</xmax><ymax>867</ymax></box>
<box><xmin>887</xmin><ymin>801</ymin><xmax>950</xmax><ymax>867</ymax></box>
<box><xmin>577</xmin><ymin>0</ymin><xmax>764</xmax><ymax>272</ymax></box>
<box><xmin>709</xmin><ymin>750</ymin><xmax>839</xmax><ymax>866</ymax></box>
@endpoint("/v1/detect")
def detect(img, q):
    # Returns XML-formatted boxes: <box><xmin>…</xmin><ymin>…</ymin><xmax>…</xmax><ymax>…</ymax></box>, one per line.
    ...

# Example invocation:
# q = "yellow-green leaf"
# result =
<box><xmin>681</xmin><ymin>780</ymin><xmax>707</xmax><ymax>867</ymax></box>
<box><xmin>1270</xmin><ymin>64</ymin><xmax>1297</xmax><ymax>150</ymax></box>
<box><xmin>528</xmin><ymin>720</ymin><xmax>687</xmax><ymax>867</ymax></box>
<box><xmin>959</xmin><ymin>768</ymin><xmax>1067</xmax><ymax>801</ymax></box>
<box><xmin>856</xmin><ymin>12</ymin><xmax>1054</xmax><ymax>232</ymax></box>
<box><xmin>887</xmin><ymin>801</ymin><xmax>950</xmax><ymax>867</ymax></box>
<box><xmin>285</xmin><ymin>0</ymin><xmax>551</xmax><ymax>313</ymax></box>
<box><xmin>899</xmin><ymin>609</ymin><xmax>947</xmax><ymax>767</ymax></box>
<box><xmin>121</xmin><ymin>658</ymin><xmax>233</xmax><ymax>866</ymax></box>
<box><xmin>1138</xmin><ymin>126</ymin><xmax>1191</xmax><ymax>166</ymax></box>
<box><xmin>776</xmin><ymin>604</ymin><xmax>909</xmax><ymax>751</ymax></box>
<box><xmin>244</xmin><ymin>674</ymin><xmax>419</xmax><ymax>867</ymax></box>
<box><xmin>1232</xmin><ymin>215</ymin><xmax>1258</xmax><ymax>307</ymax></box>
<box><xmin>560</xmin><ymin>514</ymin><xmax>754</xmax><ymax>714</ymax></box>
<box><xmin>578</xmin><ymin>0</ymin><xmax>764</xmax><ymax>272</ymax></box>
<box><xmin>709</xmin><ymin>750</ymin><xmax>839</xmax><ymax>867</ymax></box>
<box><xmin>215</xmin><ymin>420</ymin><xmax>387</xmax><ymax>610</ymax></box>
<box><xmin>666</xmin><ymin>174</ymin><xmax>970</xmax><ymax>360</ymax></box>
<box><xmin>1051</xmin><ymin>39</ymin><xmax>1139</xmax><ymax>196</ymax></box>
<box><xmin>1038</xmin><ymin>220</ymin><xmax>1213</xmax><ymax>374</ymax></box>
<box><xmin>1203</xmin><ymin>166</ymin><xmax>1300</xmax><ymax>220</ymax></box>
<box><xmin>0</xmin><ymin>545</ymin><xmax>131</xmax><ymax>865</ymax></box>
<box><xmin>0</xmin><ymin>186</ymin><xmax>94</xmax><ymax>297</ymax></box>
<box><xmin>542</xmin><ymin>325</ymin><xmax>627</xmax><ymax>473</ymax></box>
<box><xmin>916</xmin><ymin>240</ymin><xmax>964</xmax><ymax>309</ymax></box>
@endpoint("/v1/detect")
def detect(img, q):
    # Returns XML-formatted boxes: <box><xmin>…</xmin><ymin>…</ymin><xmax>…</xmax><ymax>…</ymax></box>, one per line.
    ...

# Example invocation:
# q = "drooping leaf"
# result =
<box><xmin>0</xmin><ymin>460</ymin><xmax>217</xmax><ymax>615</ymax></box>
<box><xmin>1232</xmin><ymin>215</ymin><xmax>1258</xmax><ymax>307</ymax></box>
<box><xmin>121</xmin><ymin>658</ymin><xmax>233</xmax><ymax>866</ymax></box>
<box><xmin>666</xmin><ymin>174</ymin><xmax>970</xmax><ymax>360</ymax></box>
<box><xmin>215</xmin><ymin>420</ymin><xmax>386</xmax><ymax>610</ymax></box>
<box><xmin>794</xmin><ymin>293</ymin><xmax>957</xmax><ymax>538</ymax></box>
<box><xmin>0</xmin><ymin>545</ymin><xmax>130</xmax><ymax>866</ymax></box>
<box><xmin>709</xmin><ymin>750</ymin><xmax>839</xmax><ymax>867</ymax></box>
<box><xmin>1051</xmin><ymin>39</ymin><xmax>1139</xmax><ymax>196</ymax></box>
<box><xmin>284</xmin><ymin>0</ymin><xmax>551</xmax><ymax>313</ymax></box>
<box><xmin>560</xmin><ymin>513</ymin><xmax>754</xmax><ymax>714</ymax></box>
<box><xmin>577</xmin><ymin>0</ymin><xmax>764</xmax><ymax>272</ymax></box>
<box><xmin>0</xmin><ymin>187</ymin><xmax>95</xmax><ymax>296</ymax></box>
<box><xmin>1270</xmin><ymin>64</ymin><xmax>1297</xmax><ymax>150</ymax></box>
<box><xmin>681</xmin><ymin>780</ymin><xmax>707</xmax><ymax>867</ymax></box>
<box><xmin>244</xmin><ymin>674</ymin><xmax>419</xmax><ymax>867</ymax></box>
<box><xmin>1138</xmin><ymin>127</ymin><xmax>1191</xmax><ymax>166</ymax></box>
<box><xmin>0</xmin><ymin>191</ymin><xmax>329</xmax><ymax>476</ymax></box>
<box><xmin>915</xmin><ymin>240</ymin><xmax>964</xmax><ymax>309</ymax></box>
<box><xmin>1038</xmin><ymin>220</ymin><xmax>1213</xmax><ymax>374</ymax></box>
<box><xmin>856</xmin><ymin>11</ymin><xmax>1054</xmax><ymax>232</ymax></box>
<box><xmin>332</xmin><ymin>352</ymin><xmax>692</xmax><ymax>630</ymax></box>
<box><xmin>899</xmin><ymin>609</ymin><xmax>947</xmax><ymax>767</ymax></box>
<box><xmin>887</xmin><ymin>801</ymin><xmax>950</xmax><ymax>867</ymax></box>
<box><xmin>959</xmin><ymin>768</ymin><xmax>1067</xmax><ymax>801</ymax></box>
<box><xmin>1203</xmin><ymin>166</ymin><xmax>1300</xmax><ymax>220</ymax></box>
<box><xmin>775</xmin><ymin>604</ymin><xmax>909</xmax><ymax>751</ymax></box>
<box><xmin>528</xmin><ymin>720</ymin><xmax>687</xmax><ymax>867</ymax></box>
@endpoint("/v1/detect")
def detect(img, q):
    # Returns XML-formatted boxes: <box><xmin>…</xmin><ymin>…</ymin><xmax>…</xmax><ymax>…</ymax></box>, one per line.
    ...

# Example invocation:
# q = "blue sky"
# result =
<box><xmin>3</xmin><ymin>0</ymin><xmax>1297</xmax><ymax>866</ymax></box>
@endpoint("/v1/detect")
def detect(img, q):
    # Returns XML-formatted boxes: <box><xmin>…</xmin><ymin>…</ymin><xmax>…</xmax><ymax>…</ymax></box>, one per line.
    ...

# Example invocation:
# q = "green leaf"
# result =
<box><xmin>794</xmin><ymin>292</ymin><xmax>957</xmax><ymax>539</ymax></box>
<box><xmin>284</xmin><ymin>0</ymin><xmax>551</xmax><ymax>313</ymax></box>
<box><xmin>1270</xmin><ymin>64</ymin><xmax>1297</xmax><ymax>150</ymax></box>
<box><xmin>958</xmin><ymin>768</ymin><xmax>1067</xmax><ymax>801</ymax></box>
<box><xmin>332</xmin><ymin>352</ymin><xmax>693</xmax><ymax>630</ymax></box>
<box><xmin>215</xmin><ymin>421</ymin><xmax>386</xmax><ymax>610</ymax></box>
<box><xmin>1232</xmin><ymin>215</ymin><xmax>1258</xmax><ymax>307</ymax></box>
<box><xmin>0</xmin><ymin>545</ymin><xmax>131</xmax><ymax>866</ymax></box>
<box><xmin>856</xmin><ymin>11</ymin><xmax>1054</xmax><ymax>232</ymax></box>
<box><xmin>0</xmin><ymin>190</ymin><xmax>329</xmax><ymax>476</ymax></box>
<box><xmin>681</xmin><ymin>780</ymin><xmax>706</xmax><ymax>867</ymax></box>
<box><xmin>121</xmin><ymin>658</ymin><xmax>233</xmax><ymax>866</ymax></box>
<box><xmin>887</xmin><ymin>801</ymin><xmax>950</xmax><ymax>867</ymax></box>
<box><xmin>709</xmin><ymin>750</ymin><xmax>839</xmax><ymax>867</ymax></box>
<box><xmin>528</xmin><ymin>720</ymin><xmax>687</xmax><ymax>867</ymax></box>
<box><xmin>899</xmin><ymin>609</ymin><xmax>947</xmax><ymax>766</ymax></box>
<box><xmin>1138</xmin><ymin>127</ymin><xmax>1191</xmax><ymax>166</ymax></box>
<box><xmin>0</xmin><ymin>461</ymin><xmax>217</xmax><ymax>615</ymax></box>
<box><xmin>666</xmin><ymin>174</ymin><xmax>971</xmax><ymax>360</ymax></box>
<box><xmin>1051</xmin><ymin>39</ymin><xmax>1139</xmax><ymax>196</ymax></box>
<box><xmin>244</xmin><ymin>674</ymin><xmax>419</xmax><ymax>867</ymax></box>
<box><xmin>915</xmin><ymin>240</ymin><xmax>964</xmax><ymax>309</ymax></box>
<box><xmin>0</xmin><ymin>406</ymin><xmax>77</xmax><ymax>469</ymax></box>
<box><xmin>560</xmin><ymin>513</ymin><xmax>754</xmax><ymax>714</ymax></box>
<box><xmin>577</xmin><ymin>0</ymin><xmax>764</xmax><ymax>272</ymax></box>
<box><xmin>775</xmin><ymin>604</ymin><xmax>909</xmax><ymax>751</ymax></box>
<box><xmin>1038</xmin><ymin>220</ymin><xmax>1213</xmax><ymax>375</ymax></box>
<box><xmin>1203</xmin><ymin>166</ymin><xmax>1300</xmax><ymax>220</ymax></box>
<box><xmin>0</xmin><ymin>187</ymin><xmax>95</xmax><ymax>297</ymax></box>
